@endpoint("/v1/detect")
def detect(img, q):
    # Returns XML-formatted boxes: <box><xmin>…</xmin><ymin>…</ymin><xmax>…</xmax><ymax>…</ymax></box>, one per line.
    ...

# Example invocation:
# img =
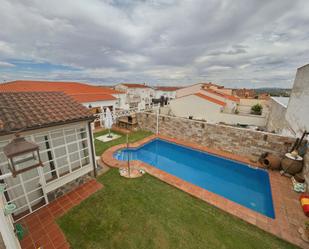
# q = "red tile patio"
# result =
<box><xmin>18</xmin><ymin>179</ymin><xmax>102</xmax><ymax>249</ymax></box>
<box><xmin>102</xmin><ymin>134</ymin><xmax>309</xmax><ymax>248</ymax></box>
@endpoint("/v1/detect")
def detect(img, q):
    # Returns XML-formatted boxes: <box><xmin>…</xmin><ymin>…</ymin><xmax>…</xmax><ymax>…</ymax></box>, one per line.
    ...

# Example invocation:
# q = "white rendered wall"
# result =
<box><xmin>154</xmin><ymin>90</ymin><xmax>177</xmax><ymax>99</ymax></box>
<box><xmin>285</xmin><ymin>64</ymin><xmax>309</xmax><ymax>136</ymax></box>
<box><xmin>170</xmin><ymin>95</ymin><xmax>267</xmax><ymax>126</ymax></box>
<box><xmin>170</xmin><ymin>95</ymin><xmax>222</xmax><ymax>122</ymax></box>
<box><xmin>176</xmin><ymin>83</ymin><xmax>204</xmax><ymax>98</ymax></box>
<box><xmin>82</xmin><ymin>99</ymin><xmax>117</xmax><ymax>110</ymax></box>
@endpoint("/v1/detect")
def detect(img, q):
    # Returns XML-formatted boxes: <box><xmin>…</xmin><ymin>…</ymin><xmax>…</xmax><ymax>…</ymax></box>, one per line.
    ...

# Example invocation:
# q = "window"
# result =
<box><xmin>33</xmin><ymin>125</ymin><xmax>91</xmax><ymax>183</ymax></box>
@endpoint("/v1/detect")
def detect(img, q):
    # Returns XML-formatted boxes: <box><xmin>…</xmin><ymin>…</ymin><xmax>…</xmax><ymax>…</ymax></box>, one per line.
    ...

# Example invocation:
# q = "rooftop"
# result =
<box><xmin>0</xmin><ymin>80</ymin><xmax>121</xmax><ymax>103</ymax></box>
<box><xmin>0</xmin><ymin>91</ymin><xmax>93</xmax><ymax>135</ymax></box>
<box><xmin>120</xmin><ymin>83</ymin><xmax>150</xmax><ymax>88</ymax></box>
<box><xmin>194</xmin><ymin>93</ymin><xmax>226</xmax><ymax>106</ymax></box>
<box><xmin>272</xmin><ymin>97</ymin><xmax>290</xmax><ymax>108</ymax></box>
<box><xmin>70</xmin><ymin>93</ymin><xmax>116</xmax><ymax>103</ymax></box>
<box><xmin>155</xmin><ymin>86</ymin><xmax>181</xmax><ymax>91</ymax></box>
<box><xmin>203</xmin><ymin>88</ymin><xmax>240</xmax><ymax>102</ymax></box>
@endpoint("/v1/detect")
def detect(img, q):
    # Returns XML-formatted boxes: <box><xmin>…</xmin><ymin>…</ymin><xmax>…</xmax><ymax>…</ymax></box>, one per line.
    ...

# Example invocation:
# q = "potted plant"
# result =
<box><xmin>251</xmin><ymin>104</ymin><xmax>263</xmax><ymax>115</ymax></box>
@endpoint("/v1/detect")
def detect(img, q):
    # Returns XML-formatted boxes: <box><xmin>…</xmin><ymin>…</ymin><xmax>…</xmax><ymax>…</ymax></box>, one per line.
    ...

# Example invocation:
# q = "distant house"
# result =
<box><xmin>154</xmin><ymin>86</ymin><xmax>181</xmax><ymax>99</ymax></box>
<box><xmin>0</xmin><ymin>80</ymin><xmax>127</xmax><ymax>111</ymax></box>
<box><xmin>170</xmin><ymin>93</ymin><xmax>227</xmax><ymax>122</ymax></box>
<box><xmin>233</xmin><ymin>88</ymin><xmax>256</xmax><ymax>98</ymax></box>
<box><xmin>0</xmin><ymin>92</ymin><xmax>96</xmax><ymax>222</ymax></box>
<box><xmin>170</xmin><ymin>83</ymin><xmax>267</xmax><ymax>126</ymax></box>
<box><xmin>176</xmin><ymin>82</ymin><xmax>232</xmax><ymax>98</ymax></box>
<box><xmin>115</xmin><ymin>83</ymin><xmax>155</xmax><ymax>109</ymax></box>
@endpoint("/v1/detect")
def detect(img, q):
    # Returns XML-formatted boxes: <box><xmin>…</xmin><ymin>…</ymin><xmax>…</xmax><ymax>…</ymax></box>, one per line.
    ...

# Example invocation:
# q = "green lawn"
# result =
<box><xmin>94</xmin><ymin>129</ymin><xmax>153</xmax><ymax>156</ymax></box>
<box><xmin>58</xmin><ymin>169</ymin><xmax>297</xmax><ymax>249</ymax></box>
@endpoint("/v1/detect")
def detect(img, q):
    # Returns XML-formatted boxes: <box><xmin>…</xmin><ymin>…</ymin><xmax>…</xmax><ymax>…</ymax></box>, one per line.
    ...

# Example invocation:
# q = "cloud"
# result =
<box><xmin>0</xmin><ymin>0</ymin><xmax>309</xmax><ymax>87</ymax></box>
<box><xmin>0</xmin><ymin>61</ymin><xmax>15</xmax><ymax>67</ymax></box>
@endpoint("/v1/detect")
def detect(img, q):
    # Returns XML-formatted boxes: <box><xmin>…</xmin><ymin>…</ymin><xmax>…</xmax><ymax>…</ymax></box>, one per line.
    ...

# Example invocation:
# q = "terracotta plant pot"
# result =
<box><xmin>262</xmin><ymin>154</ymin><xmax>281</xmax><ymax>170</ymax></box>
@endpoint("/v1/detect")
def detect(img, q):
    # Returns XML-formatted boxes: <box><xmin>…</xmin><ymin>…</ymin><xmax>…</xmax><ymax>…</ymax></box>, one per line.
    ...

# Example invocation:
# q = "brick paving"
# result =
<box><xmin>18</xmin><ymin>179</ymin><xmax>102</xmax><ymax>249</ymax></box>
<box><xmin>102</xmin><ymin>134</ymin><xmax>308</xmax><ymax>248</ymax></box>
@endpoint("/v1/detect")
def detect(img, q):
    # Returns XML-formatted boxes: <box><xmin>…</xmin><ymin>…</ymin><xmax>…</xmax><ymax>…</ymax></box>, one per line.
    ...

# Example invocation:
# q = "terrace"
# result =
<box><xmin>2</xmin><ymin>113</ymin><xmax>308</xmax><ymax>249</ymax></box>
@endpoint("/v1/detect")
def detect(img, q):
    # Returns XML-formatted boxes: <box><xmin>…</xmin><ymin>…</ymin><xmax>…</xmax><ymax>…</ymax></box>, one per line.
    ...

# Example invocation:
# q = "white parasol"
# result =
<box><xmin>104</xmin><ymin>107</ymin><xmax>113</xmax><ymax>138</ymax></box>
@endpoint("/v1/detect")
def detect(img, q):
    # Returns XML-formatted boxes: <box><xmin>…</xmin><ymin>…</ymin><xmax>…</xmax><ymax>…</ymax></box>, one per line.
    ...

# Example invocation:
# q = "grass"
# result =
<box><xmin>94</xmin><ymin>129</ymin><xmax>153</xmax><ymax>156</ymax></box>
<box><xmin>58</xmin><ymin>169</ymin><xmax>297</xmax><ymax>249</ymax></box>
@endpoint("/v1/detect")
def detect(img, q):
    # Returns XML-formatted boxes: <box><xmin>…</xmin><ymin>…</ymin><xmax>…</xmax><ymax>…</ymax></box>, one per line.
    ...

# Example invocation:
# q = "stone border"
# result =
<box><xmin>102</xmin><ymin>135</ymin><xmax>307</xmax><ymax>248</ymax></box>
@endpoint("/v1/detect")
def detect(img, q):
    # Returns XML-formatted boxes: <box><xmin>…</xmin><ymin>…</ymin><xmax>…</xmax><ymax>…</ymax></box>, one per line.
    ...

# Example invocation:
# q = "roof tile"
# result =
<box><xmin>0</xmin><ymin>80</ymin><xmax>122</xmax><ymax>103</ymax></box>
<box><xmin>0</xmin><ymin>92</ymin><xmax>94</xmax><ymax>135</ymax></box>
<box><xmin>194</xmin><ymin>93</ymin><xmax>226</xmax><ymax>106</ymax></box>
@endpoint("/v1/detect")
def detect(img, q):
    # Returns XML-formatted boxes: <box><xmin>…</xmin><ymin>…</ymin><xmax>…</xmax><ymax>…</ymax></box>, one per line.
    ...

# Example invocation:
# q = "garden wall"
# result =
<box><xmin>303</xmin><ymin>149</ymin><xmax>309</xmax><ymax>191</ymax></box>
<box><xmin>137</xmin><ymin>112</ymin><xmax>296</xmax><ymax>161</ymax></box>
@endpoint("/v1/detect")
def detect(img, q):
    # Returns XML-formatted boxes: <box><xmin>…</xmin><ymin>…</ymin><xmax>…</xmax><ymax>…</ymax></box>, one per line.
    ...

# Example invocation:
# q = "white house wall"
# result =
<box><xmin>154</xmin><ymin>90</ymin><xmax>177</xmax><ymax>99</ymax></box>
<box><xmin>170</xmin><ymin>95</ymin><xmax>267</xmax><ymax>126</ymax></box>
<box><xmin>81</xmin><ymin>99</ymin><xmax>117</xmax><ymax>110</ymax></box>
<box><xmin>285</xmin><ymin>64</ymin><xmax>309</xmax><ymax>136</ymax></box>
<box><xmin>170</xmin><ymin>95</ymin><xmax>223</xmax><ymax>122</ymax></box>
<box><xmin>112</xmin><ymin>93</ymin><xmax>129</xmax><ymax>109</ymax></box>
<box><xmin>115</xmin><ymin>84</ymin><xmax>155</xmax><ymax>109</ymax></box>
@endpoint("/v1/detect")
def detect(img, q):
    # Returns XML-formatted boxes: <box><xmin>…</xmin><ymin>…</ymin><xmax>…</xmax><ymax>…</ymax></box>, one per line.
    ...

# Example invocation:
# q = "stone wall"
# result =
<box><xmin>47</xmin><ymin>173</ymin><xmax>91</xmax><ymax>202</ymax></box>
<box><xmin>137</xmin><ymin>112</ymin><xmax>296</xmax><ymax>161</ymax></box>
<box><xmin>303</xmin><ymin>147</ymin><xmax>309</xmax><ymax>191</ymax></box>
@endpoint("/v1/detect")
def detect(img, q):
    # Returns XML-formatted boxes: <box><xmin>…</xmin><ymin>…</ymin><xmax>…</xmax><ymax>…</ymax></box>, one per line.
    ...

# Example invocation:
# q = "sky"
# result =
<box><xmin>0</xmin><ymin>0</ymin><xmax>309</xmax><ymax>88</ymax></box>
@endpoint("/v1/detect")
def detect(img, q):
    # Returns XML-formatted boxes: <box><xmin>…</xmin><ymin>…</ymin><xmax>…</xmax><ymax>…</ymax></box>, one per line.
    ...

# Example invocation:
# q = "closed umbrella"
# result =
<box><xmin>104</xmin><ymin>107</ymin><xmax>113</xmax><ymax>138</ymax></box>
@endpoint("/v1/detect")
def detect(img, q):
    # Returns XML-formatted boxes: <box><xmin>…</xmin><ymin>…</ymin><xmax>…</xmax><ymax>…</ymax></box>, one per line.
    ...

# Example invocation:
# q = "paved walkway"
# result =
<box><xmin>19</xmin><ymin>179</ymin><xmax>102</xmax><ymax>249</ymax></box>
<box><xmin>102</xmin><ymin>134</ymin><xmax>308</xmax><ymax>248</ymax></box>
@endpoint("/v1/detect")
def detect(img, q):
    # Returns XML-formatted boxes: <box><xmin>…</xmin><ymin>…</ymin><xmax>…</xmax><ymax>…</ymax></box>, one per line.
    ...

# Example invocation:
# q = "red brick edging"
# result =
<box><xmin>102</xmin><ymin>135</ymin><xmax>308</xmax><ymax>248</ymax></box>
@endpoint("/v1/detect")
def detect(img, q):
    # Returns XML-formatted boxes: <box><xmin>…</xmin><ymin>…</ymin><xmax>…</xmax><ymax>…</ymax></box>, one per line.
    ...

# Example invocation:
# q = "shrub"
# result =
<box><xmin>251</xmin><ymin>104</ymin><xmax>263</xmax><ymax>115</ymax></box>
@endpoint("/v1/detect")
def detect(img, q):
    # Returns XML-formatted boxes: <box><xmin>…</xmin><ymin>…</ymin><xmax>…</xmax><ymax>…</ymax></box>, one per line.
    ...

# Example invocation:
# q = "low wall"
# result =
<box><xmin>46</xmin><ymin>174</ymin><xmax>91</xmax><ymax>202</ymax></box>
<box><xmin>137</xmin><ymin>112</ymin><xmax>296</xmax><ymax>161</ymax></box>
<box><xmin>219</xmin><ymin>112</ymin><xmax>266</xmax><ymax>126</ymax></box>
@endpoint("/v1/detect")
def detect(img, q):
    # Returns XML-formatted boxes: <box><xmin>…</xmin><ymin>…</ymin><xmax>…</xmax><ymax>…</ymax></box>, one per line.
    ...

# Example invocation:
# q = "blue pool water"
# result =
<box><xmin>114</xmin><ymin>139</ymin><xmax>275</xmax><ymax>218</ymax></box>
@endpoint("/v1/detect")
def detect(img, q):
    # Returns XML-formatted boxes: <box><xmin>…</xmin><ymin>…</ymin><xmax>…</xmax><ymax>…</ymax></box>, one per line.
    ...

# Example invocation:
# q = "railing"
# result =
<box><xmin>94</xmin><ymin>104</ymin><xmax>160</xmax><ymax>125</ymax></box>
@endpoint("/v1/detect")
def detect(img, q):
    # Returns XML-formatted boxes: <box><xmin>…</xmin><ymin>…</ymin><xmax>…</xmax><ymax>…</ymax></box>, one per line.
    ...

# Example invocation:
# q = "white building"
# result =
<box><xmin>115</xmin><ymin>83</ymin><xmax>155</xmax><ymax>109</ymax></box>
<box><xmin>170</xmin><ymin>92</ymin><xmax>266</xmax><ymax>126</ymax></box>
<box><xmin>0</xmin><ymin>92</ymin><xmax>96</xmax><ymax>248</ymax></box>
<box><xmin>153</xmin><ymin>86</ymin><xmax>180</xmax><ymax>99</ymax></box>
<box><xmin>176</xmin><ymin>82</ymin><xmax>232</xmax><ymax>98</ymax></box>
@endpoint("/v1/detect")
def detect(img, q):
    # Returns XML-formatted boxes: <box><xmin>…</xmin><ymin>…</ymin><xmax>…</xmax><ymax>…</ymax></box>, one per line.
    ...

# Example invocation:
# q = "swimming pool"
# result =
<box><xmin>114</xmin><ymin>139</ymin><xmax>275</xmax><ymax>218</ymax></box>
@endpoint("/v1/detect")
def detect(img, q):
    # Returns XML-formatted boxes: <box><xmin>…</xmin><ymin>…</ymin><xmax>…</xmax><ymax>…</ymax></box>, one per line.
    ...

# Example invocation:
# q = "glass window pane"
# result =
<box><xmin>71</xmin><ymin>160</ymin><xmax>81</xmax><ymax>171</ymax></box>
<box><xmin>68</xmin><ymin>143</ymin><xmax>78</xmax><ymax>153</ymax></box>
<box><xmin>54</xmin><ymin>147</ymin><xmax>67</xmax><ymax>158</ymax></box>
<box><xmin>81</xmin><ymin>157</ymin><xmax>90</xmax><ymax>166</ymax></box>
<box><xmin>56</xmin><ymin>156</ymin><xmax>68</xmax><ymax>168</ymax></box>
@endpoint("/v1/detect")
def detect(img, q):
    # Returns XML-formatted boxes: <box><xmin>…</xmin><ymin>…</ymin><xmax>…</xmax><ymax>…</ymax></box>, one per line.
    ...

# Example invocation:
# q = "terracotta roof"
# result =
<box><xmin>203</xmin><ymin>89</ymin><xmax>240</xmax><ymax>102</ymax></box>
<box><xmin>0</xmin><ymin>92</ymin><xmax>94</xmax><ymax>135</ymax></box>
<box><xmin>203</xmin><ymin>82</ymin><xmax>224</xmax><ymax>89</ymax></box>
<box><xmin>232</xmin><ymin>88</ymin><xmax>256</xmax><ymax>98</ymax></box>
<box><xmin>194</xmin><ymin>93</ymin><xmax>226</xmax><ymax>106</ymax></box>
<box><xmin>121</xmin><ymin>83</ymin><xmax>150</xmax><ymax>88</ymax></box>
<box><xmin>155</xmin><ymin>86</ymin><xmax>181</xmax><ymax>91</ymax></box>
<box><xmin>0</xmin><ymin>80</ymin><xmax>122</xmax><ymax>103</ymax></box>
<box><xmin>70</xmin><ymin>94</ymin><xmax>116</xmax><ymax>103</ymax></box>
